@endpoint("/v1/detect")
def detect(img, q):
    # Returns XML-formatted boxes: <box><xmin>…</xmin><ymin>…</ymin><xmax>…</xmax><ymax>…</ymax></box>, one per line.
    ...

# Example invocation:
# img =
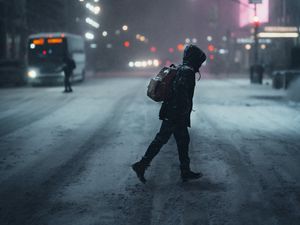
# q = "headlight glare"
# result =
<box><xmin>28</xmin><ymin>70</ymin><xmax>37</xmax><ymax>78</ymax></box>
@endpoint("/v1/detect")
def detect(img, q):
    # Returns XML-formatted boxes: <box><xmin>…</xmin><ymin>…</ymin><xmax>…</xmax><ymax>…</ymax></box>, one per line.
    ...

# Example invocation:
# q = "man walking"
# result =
<box><xmin>63</xmin><ymin>55</ymin><xmax>76</xmax><ymax>93</ymax></box>
<box><xmin>132</xmin><ymin>45</ymin><xmax>207</xmax><ymax>183</ymax></box>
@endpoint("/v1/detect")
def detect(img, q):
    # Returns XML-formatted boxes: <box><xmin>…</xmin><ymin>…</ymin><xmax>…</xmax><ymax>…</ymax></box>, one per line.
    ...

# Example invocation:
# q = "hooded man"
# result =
<box><xmin>62</xmin><ymin>55</ymin><xmax>76</xmax><ymax>93</ymax></box>
<box><xmin>132</xmin><ymin>45</ymin><xmax>207</xmax><ymax>183</ymax></box>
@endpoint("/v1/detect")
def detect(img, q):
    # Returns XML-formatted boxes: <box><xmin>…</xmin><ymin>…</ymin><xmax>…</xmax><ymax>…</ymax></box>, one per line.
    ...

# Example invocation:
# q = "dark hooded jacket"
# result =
<box><xmin>159</xmin><ymin>45</ymin><xmax>206</xmax><ymax>127</ymax></box>
<box><xmin>63</xmin><ymin>56</ymin><xmax>76</xmax><ymax>76</ymax></box>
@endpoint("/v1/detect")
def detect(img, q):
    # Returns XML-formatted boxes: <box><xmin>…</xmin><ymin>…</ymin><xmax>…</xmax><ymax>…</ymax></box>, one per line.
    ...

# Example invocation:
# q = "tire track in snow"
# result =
<box><xmin>0</xmin><ymin>95</ymin><xmax>75</xmax><ymax>138</ymax></box>
<box><xmin>0</xmin><ymin>80</ymin><xmax>143</xmax><ymax>225</ymax></box>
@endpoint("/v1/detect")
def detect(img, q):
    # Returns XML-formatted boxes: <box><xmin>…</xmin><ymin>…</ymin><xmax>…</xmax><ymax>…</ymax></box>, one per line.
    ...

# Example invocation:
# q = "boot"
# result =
<box><xmin>181</xmin><ymin>168</ymin><xmax>203</xmax><ymax>182</ymax></box>
<box><xmin>131</xmin><ymin>159</ymin><xmax>149</xmax><ymax>184</ymax></box>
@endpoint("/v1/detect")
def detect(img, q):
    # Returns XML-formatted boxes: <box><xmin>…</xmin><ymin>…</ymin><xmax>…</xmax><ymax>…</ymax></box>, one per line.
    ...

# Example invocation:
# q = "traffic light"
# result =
<box><xmin>177</xmin><ymin>44</ymin><xmax>185</xmax><ymax>52</ymax></box>
<box><xmin>208</xmin><ymin>44</ymin><xmax>215</xmax><ymax>52</ymax></box>
<box><xmin>123</xmin><ymin>41</ymin><xmax>130</xmax><ymax>48</ymax></box>
<box><xmin>150</xmin><ymin>46</ymin><xmax>157</xmax><ymax>53</ymax></box>
<box><xmin>253</xmin><ymin>16</ymin><xmax>260</xmax><ymax>28</ymax></box>
<box><xmin>168</xmin><ymin>48</ymin><xmax>174</xmax><ymax>53</ymax></box>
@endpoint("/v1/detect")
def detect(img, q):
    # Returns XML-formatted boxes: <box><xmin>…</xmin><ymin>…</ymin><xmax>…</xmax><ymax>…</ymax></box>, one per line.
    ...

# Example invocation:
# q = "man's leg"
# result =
<box><xmin>142</xmin><ymin>120</ymin><xmax>173</xmax><ymax>165</ymax></box>
<box><xmin>173</xmin><ymin>125</ymin><xmax>190</xmax><ymax>171</ymax></box>
<box><xmin>132</xmin><ymin>120</ymin><xmax>173</xmax><ymax>183</ymax></box>
<box><xmin>66</xmin><ymin>74</ymin><xmax>72</xmax><ymax>92</ymax></box>
<box><xmin>64</xmin><ymin>75</ymin><xmax>68</xmax><ymax>92</ymax></box>
<box><xmin>174</xmin><ymin>125</ymin><xmax>202</xmax><ymax>182</ymax></box>
<box><xmin>68</xmin><ymin>74</ymin><xmax>73</xmax><ymax>92</ymax></box>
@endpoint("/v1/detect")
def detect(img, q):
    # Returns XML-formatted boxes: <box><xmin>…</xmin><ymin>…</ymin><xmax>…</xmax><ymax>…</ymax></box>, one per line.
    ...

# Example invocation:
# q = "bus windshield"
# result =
<box><xmin>28</xmin><ymin>38</ymin><xmax>66</xmax><ymax>64</ymax></box>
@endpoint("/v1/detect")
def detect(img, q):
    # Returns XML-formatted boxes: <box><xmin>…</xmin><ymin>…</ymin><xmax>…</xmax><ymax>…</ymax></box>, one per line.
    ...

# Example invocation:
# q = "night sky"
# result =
<box><xmin>99</xmin><ymin>0</ymin><xmax>239</xmax><ymax>49</ymax></box>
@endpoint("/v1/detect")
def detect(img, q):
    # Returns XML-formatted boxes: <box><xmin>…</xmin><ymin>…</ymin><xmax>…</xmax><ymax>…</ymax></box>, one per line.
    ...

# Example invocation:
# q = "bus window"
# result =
<box><xmin>28</xmin><ymin>38</ymin><xmax>66</xmax><ymax>61</ymax></box>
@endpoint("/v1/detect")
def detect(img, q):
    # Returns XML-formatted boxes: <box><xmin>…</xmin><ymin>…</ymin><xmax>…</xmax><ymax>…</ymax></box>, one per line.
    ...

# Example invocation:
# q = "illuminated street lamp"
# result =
<box><xmin>85</xmin><ymin>17</ymin><xmax>100</xmax><ymax>28</ymax></box>
<box><xmin>207</xmin><ymin>36</ymin><xmax>213</xmax><ymax>42</ymax></box>
<box><xmin>85</xmin><ymin>3</ymin><xmax>101</xmax><ymax>15</ymax></box>
<box><xmin>85</xmin><ymin>32</ymin><xmax>95</xmax><ymax>40</ymax></box>
<box><xmin>122</xmin><ymin>25</ymin><xmax>128</xmax><ymax>31</ymax></box>
<box><xmin>102</xmin><ymin>31</ymin><xmax>108</xmax><ymax>37</ymax></box>
<box><xmin>185</xmin><ymin>38</ymin><xmax>191</xmax><ymax>44</ymax></box>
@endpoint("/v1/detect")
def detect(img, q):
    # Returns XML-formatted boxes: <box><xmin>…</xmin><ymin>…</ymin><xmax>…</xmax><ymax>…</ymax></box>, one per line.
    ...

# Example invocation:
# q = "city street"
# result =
<box><xmin>1</xmin><ymin>75</ymin><xmax>300</xmax><ymax>225</ymax></box>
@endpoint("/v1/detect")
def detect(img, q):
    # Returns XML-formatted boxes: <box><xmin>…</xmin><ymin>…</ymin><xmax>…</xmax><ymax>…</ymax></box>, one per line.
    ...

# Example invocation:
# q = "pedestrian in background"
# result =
<box><xmin>63</xmin><ymin>55</ymin><xmax>76</xmax><ymax>93</ymax></box>
<box><xmin>132</xmin><ymin>45</ymin><xmax>207</xmax><ymax>183</ymax></box>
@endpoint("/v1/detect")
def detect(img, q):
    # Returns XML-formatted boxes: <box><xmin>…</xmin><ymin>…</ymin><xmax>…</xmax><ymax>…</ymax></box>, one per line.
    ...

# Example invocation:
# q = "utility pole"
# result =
<box><xmin>253</xmin><ymin>3</ymin><xmax>259</xmax><ymax>65</ymax></box>
<box><xmin>249</xmin><ymin>0</ymin><xmax>263</xmax><ymax>84</ymax></box>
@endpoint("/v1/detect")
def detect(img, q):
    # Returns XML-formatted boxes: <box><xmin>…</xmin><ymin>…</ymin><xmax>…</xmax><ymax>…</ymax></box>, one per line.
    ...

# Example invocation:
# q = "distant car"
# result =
<box><xmin>0</xmin><ymin>60</ymin><xmax>26</xmax><ymax>86</ymax></box>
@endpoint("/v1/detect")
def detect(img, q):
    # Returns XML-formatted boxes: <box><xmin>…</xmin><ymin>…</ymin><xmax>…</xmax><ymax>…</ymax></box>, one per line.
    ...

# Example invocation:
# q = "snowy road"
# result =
<box><xmin>0</xmin><ymin>76</ymin><xmax>300</xmax><ymax>225</ymax></box>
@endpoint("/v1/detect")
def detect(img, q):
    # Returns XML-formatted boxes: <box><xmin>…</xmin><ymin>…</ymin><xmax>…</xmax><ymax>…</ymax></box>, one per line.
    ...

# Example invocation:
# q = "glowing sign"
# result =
<box><xmin>239</xmin><ymin>0</ymin><xmax>269</xmax><ymax>27</ymax></box>
<box><xmin>47</xmin><ymin>38</ymin><xmax>63</xmax><ymax>44</ymax></box>
<box><xmin>32</xmin><ymin>39</ymin><xmax>44</xmax><ymax>45</ymax></box>
<box><xmin>264</xmin><ymin>26</ymin><xmax>298</xmax><ymax>32</ymax></box>
<box><xmin>258</xmin><ymin>32</ymin><xmax>299</xmax><ymax>38</ymax></box>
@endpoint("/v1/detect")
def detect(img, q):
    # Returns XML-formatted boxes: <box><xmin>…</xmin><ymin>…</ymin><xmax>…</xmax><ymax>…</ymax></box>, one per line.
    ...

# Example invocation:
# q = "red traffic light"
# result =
<box><xmin>208</xmin><ymin>44</ymin><xmax>215</xmax><ymax>52</ymax></box>
<box><xmin>177</xmin><ymin>44</ymin><xmax>185</xmax><ymax>52</ymax></box>
<box><xmin>124</xmin><ymin>41</ymin><xmax>130</xmax><ymax>48</ymax></box>
<box><xmin>253</xmin><ymin>16</ymin><xmax>260</xmax><ymax>27</ymax></box>
<box><xmin>150</xmin><ymin>46</ymin><xmax>157</xmax><ymax>53</ymax></box>
<box><xmin>168</xmin><ymin>47</ymin><xmax>174</xmax><ymax>53</ymax></box>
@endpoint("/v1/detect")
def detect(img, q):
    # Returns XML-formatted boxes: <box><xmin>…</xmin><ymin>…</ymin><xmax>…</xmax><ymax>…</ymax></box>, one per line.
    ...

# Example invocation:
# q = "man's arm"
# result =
<box><xmin>175</xmin><ymin>69</ymin><xmax>195</xmax><ymax>120</ymax></box>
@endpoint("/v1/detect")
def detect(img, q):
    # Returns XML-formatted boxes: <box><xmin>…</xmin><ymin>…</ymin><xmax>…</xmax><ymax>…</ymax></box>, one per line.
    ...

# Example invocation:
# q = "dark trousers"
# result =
<box><xmin>143</xmin><ymin>120</ymin><xmax>190</xmax><ymax>170</ymax></box>
<box><xmin>64</xmin><ymin>73</ymin><xmax>72</xmax><ymax>91</ymax></box>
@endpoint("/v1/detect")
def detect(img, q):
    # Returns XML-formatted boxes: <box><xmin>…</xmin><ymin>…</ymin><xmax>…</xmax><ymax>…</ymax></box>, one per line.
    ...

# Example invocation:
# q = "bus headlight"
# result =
<box><xmin>28</xmin><ymin>70</ymin><xmax>37</xmax><ymax>78</ymax></box>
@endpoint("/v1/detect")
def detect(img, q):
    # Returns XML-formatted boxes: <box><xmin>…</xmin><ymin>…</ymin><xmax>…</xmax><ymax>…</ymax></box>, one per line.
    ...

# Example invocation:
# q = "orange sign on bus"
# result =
<box><xmin>33</xmin><ymin>39</ymin><xmax>45</xmax><ymax>45</ymax></box>
<box><xmin>47</xmin><ymin>38</ymin><xmax>63</xmax><ymax>44</ymax></box>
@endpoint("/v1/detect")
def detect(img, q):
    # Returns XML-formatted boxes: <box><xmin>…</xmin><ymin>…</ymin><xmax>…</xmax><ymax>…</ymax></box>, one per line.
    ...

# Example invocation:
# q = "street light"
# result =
<box><xmin>102</xmin><ymin>31</ymin><xmax>108</xmax><ymax>37</ymax></box>
<box><xmin>85</xmin><ymin>32</ymin><xmax>95</xmax><ymax>40</ymax></box>
<box><xmin>85</xmin><ymin>3</ymin><xmax>101</xmax><ymax>15</ymax></box>
<box><xmin>85</xmin><ymin>17</ymin><xmax>100</xmax><ymax>28</ymax></box>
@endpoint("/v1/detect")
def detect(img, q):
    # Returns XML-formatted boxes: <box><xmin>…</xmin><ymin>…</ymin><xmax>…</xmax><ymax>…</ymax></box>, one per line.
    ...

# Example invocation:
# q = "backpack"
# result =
<box><xmin>147</xmin><ymin>64</ymin><xmax>178</xmax><ymax>102</ymax></box>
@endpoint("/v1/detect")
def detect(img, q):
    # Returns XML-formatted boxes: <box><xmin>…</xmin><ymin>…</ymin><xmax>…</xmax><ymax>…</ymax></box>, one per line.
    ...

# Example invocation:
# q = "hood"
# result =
<box><xmin>183</xmin><ymin>45</ymin><xmax>207</xmax><ymax>72</ymax></box>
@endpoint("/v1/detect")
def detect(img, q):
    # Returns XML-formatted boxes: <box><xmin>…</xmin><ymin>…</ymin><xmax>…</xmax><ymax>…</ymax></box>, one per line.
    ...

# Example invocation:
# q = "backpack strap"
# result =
<box><xmin>182</xmin><ymin>65</ymin><xmax>195</xmax><ymax>73</ymax></box>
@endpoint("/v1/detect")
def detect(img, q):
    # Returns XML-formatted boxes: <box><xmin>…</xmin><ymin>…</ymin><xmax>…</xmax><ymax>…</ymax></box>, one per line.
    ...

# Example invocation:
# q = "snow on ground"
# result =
<box><xmin>0</xmin><ymin>76</ymin><xmax>300</xmax><ymax>225</ymax></box>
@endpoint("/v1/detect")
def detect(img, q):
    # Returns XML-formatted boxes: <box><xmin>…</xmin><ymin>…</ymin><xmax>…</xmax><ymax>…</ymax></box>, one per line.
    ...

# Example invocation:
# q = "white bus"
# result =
<box><xmin>27</xmin><ymin>33</ymin><xmax>86</xmax><ymax>84</ymax></box>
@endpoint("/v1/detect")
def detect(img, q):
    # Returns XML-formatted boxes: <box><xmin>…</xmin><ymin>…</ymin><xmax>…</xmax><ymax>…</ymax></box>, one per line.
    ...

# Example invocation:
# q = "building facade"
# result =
<box><xmin>0</xmin><ymin>0</ymin><xmax>81</xmax><ymax>61</ymax></box>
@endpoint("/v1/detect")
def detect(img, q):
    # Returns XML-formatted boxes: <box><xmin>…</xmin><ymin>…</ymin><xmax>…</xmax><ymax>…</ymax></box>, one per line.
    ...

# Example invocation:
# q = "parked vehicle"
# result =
<box><xmin>0</xmin><ymin>60</ymin><xmax>26</xmax><ymax>86</ymax></box>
